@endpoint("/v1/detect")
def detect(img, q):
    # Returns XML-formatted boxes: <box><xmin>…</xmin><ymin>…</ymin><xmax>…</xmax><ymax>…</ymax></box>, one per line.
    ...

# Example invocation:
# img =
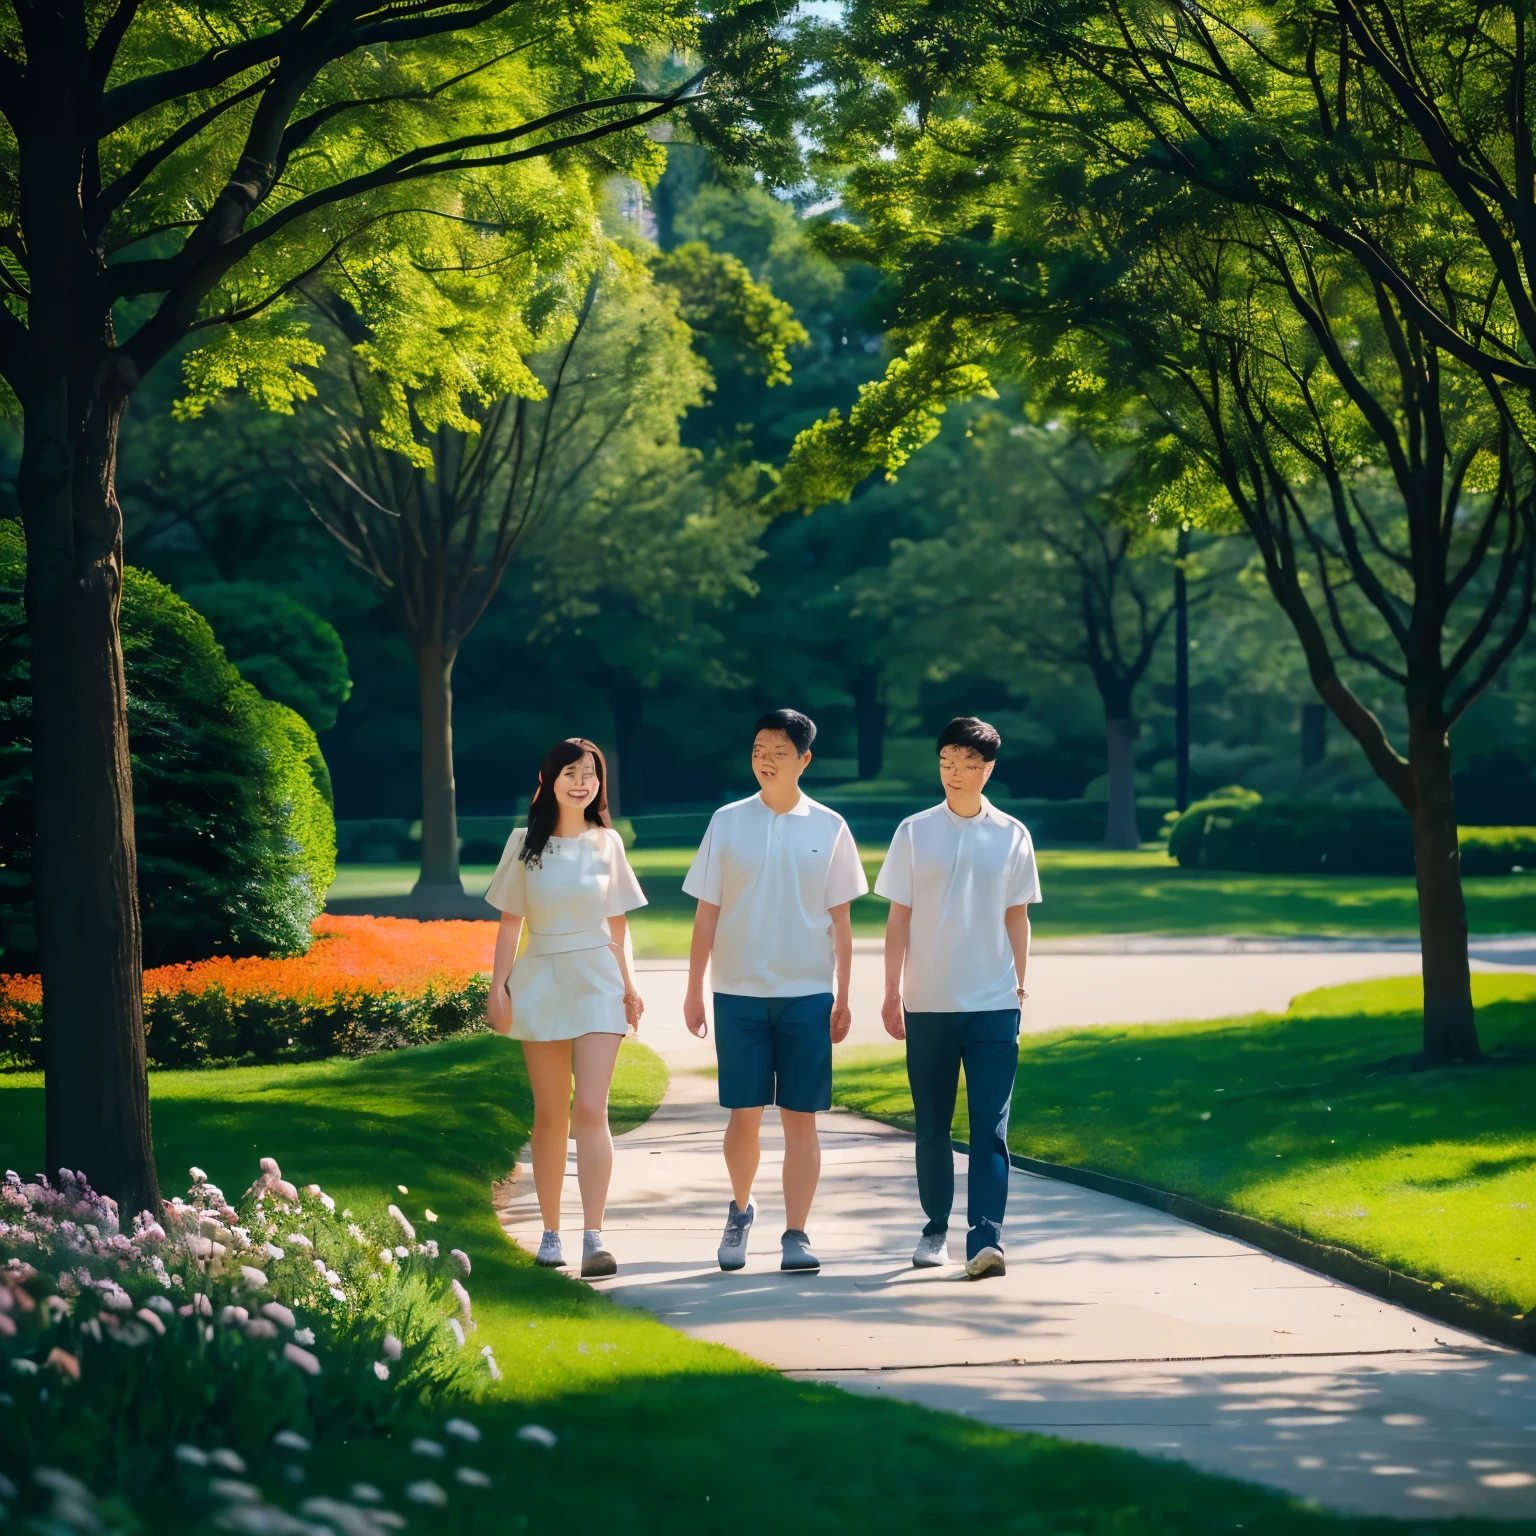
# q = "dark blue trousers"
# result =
<box><xmin>904</xmin><ymin>1008</ymin><xmax>1020</xmax><ymax>1260</ymax></box>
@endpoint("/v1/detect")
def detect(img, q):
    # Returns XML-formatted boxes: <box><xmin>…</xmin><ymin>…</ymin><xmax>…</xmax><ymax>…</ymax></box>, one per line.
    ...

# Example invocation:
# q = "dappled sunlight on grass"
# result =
<box><xmin>835</xmin><ymin>974</ymin><xmax>1536</xmax><ymax>1314</ymax></box>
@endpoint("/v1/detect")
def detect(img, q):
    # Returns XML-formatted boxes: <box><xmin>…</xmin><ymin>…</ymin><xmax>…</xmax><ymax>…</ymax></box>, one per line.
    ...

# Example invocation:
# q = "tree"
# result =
<box><xmin>789</xmin><ymin>9</ymin><xmax>1536</xmax><ymax>1061</ymax></box>
<box><xmin>301</xmin><ymin>236</ymin><xmax>794</xmax><ymax>902</ymax></box>
<box><xmin>0</xmin><ymin>1</ymin><xmax>798</xmax><ymax>1214</ymax></box>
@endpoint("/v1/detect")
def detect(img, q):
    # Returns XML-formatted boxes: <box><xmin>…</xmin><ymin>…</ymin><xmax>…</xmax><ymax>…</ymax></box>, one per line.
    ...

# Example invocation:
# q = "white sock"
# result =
<box><xmin>583</xmin><ymin>1228</ymin><xmax>604</xmax><ymax>1254</ymax></box>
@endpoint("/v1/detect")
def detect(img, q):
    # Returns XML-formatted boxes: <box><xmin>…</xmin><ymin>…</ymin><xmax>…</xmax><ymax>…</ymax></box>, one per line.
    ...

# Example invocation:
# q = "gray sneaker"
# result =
<box><xmin>534</xmin><ymin>1230</ymin><xmax>565</xmax><ymax>1268</ymax></box>
<box><xmin>912</xmin><ymin>1232</ymin><xmax>949</xmax><ymax>1268</ymax></box>
<box><xmin>965</xmin><ymin>1245</ymin><xmax>1006</xmax><ymax>1280</ymax></box>
<box><xmin>717</xmin><ymin>1199</ymin><xmax>755</xmax><ymax>1271</ymax></box>
<box><xmin>780</xmin><ymin>1229</ymin><xmax>820</xmax><ymax>1272</ymax></box>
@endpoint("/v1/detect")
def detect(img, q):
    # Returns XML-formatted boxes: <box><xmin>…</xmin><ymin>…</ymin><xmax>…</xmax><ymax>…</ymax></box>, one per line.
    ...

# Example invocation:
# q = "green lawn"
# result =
<box><xmin>834</xmin><ymin>974</ymin><xmax>1536</xmax><ymax>1319</ymax></box>
<box><xmin>3</xmin><ymin>1038</ymin><xmax>1511</xmax><ymax>1533</ymax></box>
<box><xmin>327</xmin><ymin>846</ymin><xmax>1536</xmax><ymax>958</ymax></box>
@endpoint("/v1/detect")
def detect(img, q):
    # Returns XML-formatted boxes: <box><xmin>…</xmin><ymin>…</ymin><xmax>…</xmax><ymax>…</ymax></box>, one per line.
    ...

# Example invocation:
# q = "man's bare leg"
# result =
<box><xmin>723</xmin><ymin>1105</ymin><xmax>763</xmax><ymax>1210</ymax></box>
<box><xmin>780</xmin><ymin>1108</ymin><xmax>820</xmax><ymax>1232</ymax></box>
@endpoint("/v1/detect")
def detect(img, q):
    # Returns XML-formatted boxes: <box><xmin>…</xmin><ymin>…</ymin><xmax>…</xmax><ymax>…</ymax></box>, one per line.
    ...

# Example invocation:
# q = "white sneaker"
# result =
<box><xmin>965</xmin><ymin>1246</ymin><xmax>1006</xmax><ymax>1280</ymax></box>
<box><xmin>912</xmin><ymin>1232</ymin><xmax>949</xmax><ymax>1268</ymax></box>
<box><xmin>534</xmin><ymin>1230</ymin><xmax>565</xmax><ymax>1268</ymax></box>
<box><xmin>581</xmin><ymin>1229</ymin><xmax>616</xmax><ymax>1278</ymax></box>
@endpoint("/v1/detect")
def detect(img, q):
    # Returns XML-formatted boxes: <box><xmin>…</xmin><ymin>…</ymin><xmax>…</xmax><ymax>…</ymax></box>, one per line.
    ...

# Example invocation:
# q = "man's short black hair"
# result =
<box><xmin>937</xmin><ymin>716</ymin><xmax>1001</xmax><ymax>762</ymax></box>
<box><xmin>754</xmin><ymin>708</ymin><xmax>817</xmax><ymax>756</ymax></box>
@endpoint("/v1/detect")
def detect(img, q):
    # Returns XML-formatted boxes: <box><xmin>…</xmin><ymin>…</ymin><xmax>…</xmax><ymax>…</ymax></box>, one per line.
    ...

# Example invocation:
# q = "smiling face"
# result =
<box><xmin>939</xmin><ymin>744</ymin><xmax>995</xmax><ymax>798</ymax></box>
<box><xmin>551</xmin><ymin>752</ymin><xmax>599</xmax><ymax>817</ymax></box>
<box><xmin>752</xmin><ymin>729</ymin><xmax>811</xmax><ymax>793</ymax></box>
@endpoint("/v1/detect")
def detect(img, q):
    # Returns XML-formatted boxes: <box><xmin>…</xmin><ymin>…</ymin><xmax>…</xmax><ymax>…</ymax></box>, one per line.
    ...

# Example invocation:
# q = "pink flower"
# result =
<box><xmin>242</xmin><ymin>1318</ymin><xmax>279</xmax><ymax>1340</ymax></box>
<box><xmin>387</xmin><ymin>1206</ymin><xmax>416</xmax><ymax>1242</ymax></box>
<box><xmin>382</xmin><ymin>1333</ymin><xmax>402</xmax><ymax>1361</ymax></box>
<box><xmin>283</xmin><ymin>1342</ymin><xmax>321</xmax><ymax>1375</ymax></box>
<box><xmin>135</xmin><ymin>1308</ymin><xmax>166</xmax><ymax>1336</ymax></box>
<box><xmin>260</xmin><ymin>1302</ymin><xmax>296</xmax><ymax>1330</ymax></box>
<box><xmin>450</xmin><ymin>1250</ymin><xmax>471</xmax><ymax>1275</ymax></box>
<box><xmin>373</xmin><ymin>1360</ymin><xmax>390</xmax><ymax>1381</ymax></box>
<box><xmin>44</xmin><ymin>1347</ymin><xmax>80</xmax><ymax>1380</ymax></box>
<box><xmin>451</xmin><ymin>1280</ymin><xmax>472</xmax><ymax>1323</ymax></box>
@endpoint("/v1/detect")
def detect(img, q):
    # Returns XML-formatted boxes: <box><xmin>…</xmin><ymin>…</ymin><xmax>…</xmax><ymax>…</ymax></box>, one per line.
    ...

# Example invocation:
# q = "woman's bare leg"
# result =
<box><xmin>521</xmin><ymin>1040</ymin><xmax>574</xmax><ymax>1230</ymax></box>
<box><xmin>570</xmin><ymin>1032</ymin><xmax>624</xmax><ymax>1229</ymax></box>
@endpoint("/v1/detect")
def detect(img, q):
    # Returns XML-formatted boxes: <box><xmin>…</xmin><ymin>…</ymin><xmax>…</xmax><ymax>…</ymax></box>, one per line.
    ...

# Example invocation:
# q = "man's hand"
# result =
<box><xmin>486</xmin><ymin>985</ymin><xmax>512</xmax><ymax>1037</ymax></box>
<box><xmin>830</xmin><ymin>1000</ymin><xmax>852</xmax><ymax>1044</ymax></box>
<box><xmin>881</xmin><ymin>992</ymin><xmax>906</xmax><ymax>1040</ymax></box>
<box><xmin>684</xmin><ymin>991</ymin><xmax>708</xmax><ymax>1038</ymax></box>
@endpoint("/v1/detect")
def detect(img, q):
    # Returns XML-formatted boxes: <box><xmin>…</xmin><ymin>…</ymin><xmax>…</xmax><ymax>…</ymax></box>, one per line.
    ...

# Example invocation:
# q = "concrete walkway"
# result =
<box><xmin>500</xmin><ymin>955</ymin><xmax>1536</xmax><ymax>1521</ymax></box>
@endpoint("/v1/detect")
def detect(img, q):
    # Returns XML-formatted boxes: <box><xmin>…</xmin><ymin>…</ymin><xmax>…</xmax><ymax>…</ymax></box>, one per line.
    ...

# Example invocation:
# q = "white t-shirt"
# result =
<box><xmin>683</xmin><ymin>793</ymin><xmax>868</xmax><ymax>998</ymax></box>
<box><xmin>485</xmin><ymin>826</ymin><xmax>647</xmax><ymax>939</ymax></box>
<box><xmin>875</xmin><ymin>796</ymin><xmax>1042</xmax><ymax>1013</ymax></box>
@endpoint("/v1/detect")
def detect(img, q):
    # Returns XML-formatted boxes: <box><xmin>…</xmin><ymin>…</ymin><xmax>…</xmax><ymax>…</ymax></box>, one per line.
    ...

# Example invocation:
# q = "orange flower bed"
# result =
<box><xmin>1</xmin><ymin>916</ymin><xmax>500</xmax><ymax>1069</ymax></box>
<box><xmin>141</xmin><ymin>915</ymin><xmax>497</xmax><ymax>1004</ymax></box>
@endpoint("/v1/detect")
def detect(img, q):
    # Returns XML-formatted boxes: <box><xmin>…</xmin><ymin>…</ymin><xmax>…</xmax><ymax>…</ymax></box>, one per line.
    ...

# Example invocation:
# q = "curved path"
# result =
<box><xmin>501</xmin><ymin>949</ymin><xmax>1536</xmax><ymax>1522</ymax></box>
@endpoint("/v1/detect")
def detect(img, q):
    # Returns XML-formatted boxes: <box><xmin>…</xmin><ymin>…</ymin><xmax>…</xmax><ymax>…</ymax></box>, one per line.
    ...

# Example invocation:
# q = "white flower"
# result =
<box><xmin>382</xmin><ymin>1333</ymin><xmax>402</xmax><ymax>1362</ymax></box>
<box><xmin>239</xmin><ymin>1265</ymin><xmax>268</xmax><ymax>1289</ymax></box>
<box><xmin>372</xmin><ymin>1361</ymin><xmax>390</xmax><ymax>1381</ymax></box>
<box><xmin>424</xmin><ymin>1209</ymin><xmax>438</xmax><ymax>1223</ymax></box>
<box><xmin>397</xmin><ymin>1186</ymin><xmax>408</xmax><ymax>1196</ymax></box>
<box><xmin>286</xmin><ymin>1233</ymin><xmax>313</xmax><ymax>1250</ymax></box>
<box><xmin>173</xmin><ymin>1444</ymin><xmax>209</xmax><ymax>1467</ymax></box>
<box><xmin>483</xmin><ymin>1352</ymin><xmax>503</xmax><ymax>1384</ymax></box>
<box><xmin>456</xmin><ymin>1467</ymin><xmax>492</xmax><ymax>1488</ymax></box>
<box><xmin>405</xmin><ymin>1481</ymin><xmax>447</xmax><ymax>1507</ymax></box>
<box><xmin>210</xmin><ymin>1448</ymin><xmax>247</xmax><ymax>1474</ymax></box>
<box><xmin>189</xmin><ymin>1167</ymin><xmax>207</xmax><ymax>1184</ymax></box>
<box><xmin>217</xmin><ymin>1306</ymin><xmax>250</xmax><ymax>1327</ymax></box>
<box><xmin>516</xmin><ymin>1424</ymin><xmax>556</xmax><ymax>1449</ymax></box>
<box><xmin>293</xmin><ymin>1328</ymin><xmax>315</xmax><ymax>1346</ymax></box>
<box><xmin>272</xmin><ymin>1430</ymin><xmax>310</xmax><ymax>1452</ymax></box>
<box><xmin>209</xmin><ymin>1478</ymin><xmax>261</xmax><ymax>1503</ymax></box>
<box><xmin>349</xmin><ymin>1484</ymin><xmax>383</xmax><ymax>1504</ymax></box>
<box><xmin>447</xmin><ymin>1319</ymin><xmax>465</xmax><ymax>1347</ymax></box>
<box><xmin>393</xmin><ymin>1246</ymin><xmax>408</xmax><ymax>1260</ymax></box>
<box><xmin>142</xmin><ymin>1295</ymin><xmax>175</xmax><ymax>1316</ymax></box>
<box><xmin>378</xmin><ymin>1248</ymin><xmax>395</xmax><ymax>1266</ymax></box>
<box><xmin>450</xmin><ymin>1249</ymin><xmax>471</xmax><ymax>1275</ymax></box>
<box><xmin>410</xmin><ymin>1438</ymin><xmax>444</xmax><ymax>1459</ymax></box>
<box><xmin>444</xmin><ymin>1418</ymin><xmax>480</xmax><ymax>1444</ymax></box>
<box><xmin>319</xmin><ymin>1194</ymin><xmax>335</xmax><ymax>1213</ymax></box>
<box><xmin>328</xmin><ymin>1287</ymin><xmax>346</xmax><ymax>1303</ymax></box>
<box><xmin>262</xmin><ymin>1243</ymin><xmax>285</xmax><ymax>1262</ymax></box>
<box><xmin>283</xmin><ymin>1342</ymin><xmax>321</xmax><ymax>1375</ymax></box>
<box><xmin>387</xmin><ymin>1206</ymin><xmax>416</xmax><ymax>1242</ymax></box>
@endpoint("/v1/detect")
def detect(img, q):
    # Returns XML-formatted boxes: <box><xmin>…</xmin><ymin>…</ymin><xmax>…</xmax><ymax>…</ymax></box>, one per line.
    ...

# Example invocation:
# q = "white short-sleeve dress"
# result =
<box><xmin>485</xmin><ymin>825</ymin><xmax>648</xmax><ymax>1041</ymax></box>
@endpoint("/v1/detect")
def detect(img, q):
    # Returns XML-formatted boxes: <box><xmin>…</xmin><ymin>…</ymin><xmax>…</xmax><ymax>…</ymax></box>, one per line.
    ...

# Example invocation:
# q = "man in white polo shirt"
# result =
<box><xmin>683</xmin><ymin>708</ymin><xmax>868</xmax><ymax>1273</ymax></box>
<box><xmin>875</xmin><ymin>716</ymin><xmax>1041</xmax><ymax>1280</ymax></box>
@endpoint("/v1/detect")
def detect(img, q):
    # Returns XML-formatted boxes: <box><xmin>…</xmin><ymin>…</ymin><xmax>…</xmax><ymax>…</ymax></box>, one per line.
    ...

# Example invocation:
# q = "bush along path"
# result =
<box><xmin>8</xmin><ymin>1037</ymin><xmax>1530</xmax><ymax>1533</ymax></box>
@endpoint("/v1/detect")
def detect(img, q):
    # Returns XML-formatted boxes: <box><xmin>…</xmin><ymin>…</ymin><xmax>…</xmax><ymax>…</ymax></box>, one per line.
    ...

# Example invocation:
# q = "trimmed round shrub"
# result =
<box><xmin>182</xmin><ymin>580</ymin><xmax>352</xmax><ymax>732</ymax></box>
<box><xmin>0</xmin><ymin>521</ymin><xmax>335</xmax><ymax>968</ymax></box>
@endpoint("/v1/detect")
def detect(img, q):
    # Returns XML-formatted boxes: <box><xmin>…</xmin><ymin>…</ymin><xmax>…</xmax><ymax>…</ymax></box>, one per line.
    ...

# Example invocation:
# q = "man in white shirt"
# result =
<box><xmin>875</xmin><ymin>716</ymin><xmax>1041</xmax><ymax>1280</ymax></box>
<box><xmin>683</xmin><ymin>709</ymin><xmax>869</xmax><ymax>1273</ymax></box>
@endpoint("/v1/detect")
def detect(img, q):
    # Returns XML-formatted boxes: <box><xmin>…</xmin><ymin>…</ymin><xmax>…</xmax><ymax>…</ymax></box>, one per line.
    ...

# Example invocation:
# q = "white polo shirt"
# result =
<box><xmin>875</xmin><ymin>796</ymin><xmax>1042</xmax><ymax>1013</ymax></box>
<box><xmin>683</xmin><ymin>793</ymin><xmax>868</xmax><ymax>998</ymax></box>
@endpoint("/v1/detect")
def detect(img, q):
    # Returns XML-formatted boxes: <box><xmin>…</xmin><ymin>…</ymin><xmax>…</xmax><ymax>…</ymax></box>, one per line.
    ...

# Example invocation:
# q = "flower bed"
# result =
<box><xmin>0</xmin><ymin>1156</ymin><xmax>503</xmax><ymax>1530</ymax></box>
<box><xmin>0</xmin><ymin>916</ymin><xmax>497</xmax><ymax>1070</ymax></box>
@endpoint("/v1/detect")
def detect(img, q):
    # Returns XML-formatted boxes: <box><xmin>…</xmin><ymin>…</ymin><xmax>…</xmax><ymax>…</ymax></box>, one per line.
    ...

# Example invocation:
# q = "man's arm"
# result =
<box><xmin>1004</xmin><ymin>904</ymin><xmax>1031</xmax><ymax>1003</ymax></box>
<box><xmin>829</xmin><ymin>901</ymin><xmax>853</xmax><ymax>1043</ymax></box>
<box><xmin>684</xmin><ymin>899</ymin><xmax>720</xmax><ymax>1038</ymax></box>
<box><xmin>486</xmin><ymin>912</ymin><xmax>524</xmax><ymax>1035</ymax></box>
<box><xmin>881</xmin><ymin>901</ymin><xmax>911</xmax><ymax>1040</ymax></box>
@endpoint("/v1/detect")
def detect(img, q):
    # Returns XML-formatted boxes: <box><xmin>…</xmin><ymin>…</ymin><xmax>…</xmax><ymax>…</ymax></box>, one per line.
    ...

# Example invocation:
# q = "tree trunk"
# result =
<box><xmin>412</xmin><ymin>645</ymin><xmax>463</xmax><ymax>912</ymax></box>
<box><xmin>22</xmin><ymin>388</ymin><xmax>159</xmax><ymax>1219</ymax></box>
<box><xmin>606</xmin><ymin>675</ymin><xmax>646</xmax><ymax>816</ymax></box>
<box><xmin>1301</xmin><ymin>703</ymin><xmax>1328</xmax><ymax>769</ymax></box>
<box><xmin>1408</xmin><ymin>711</ymin><xmax>1480</xmax><ymax>1064</ymax></box>
<box><xmin>1174</xmin><ymin>533</ymin><xmax>1190</xmax><ymax>812</ymax></box>
<box><xmin>1103</xmin><ymin>714</ymin><xmax>1141</xmax><ymax>850</ymax></box>
<box><xmin>852</xmin><ymin>663</ymin><xmax>886</xmax><ymax>781</ymax></box>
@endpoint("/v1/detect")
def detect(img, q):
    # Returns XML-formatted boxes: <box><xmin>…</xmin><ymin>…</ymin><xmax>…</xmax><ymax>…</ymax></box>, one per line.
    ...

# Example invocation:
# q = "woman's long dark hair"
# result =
<box><xmin>520</xmin><ymin>737</ymin><xmax>611</xmax><ymax>867</ymax></box>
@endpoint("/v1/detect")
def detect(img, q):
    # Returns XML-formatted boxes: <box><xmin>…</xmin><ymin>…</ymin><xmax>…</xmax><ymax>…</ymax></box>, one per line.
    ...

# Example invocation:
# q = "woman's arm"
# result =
<box><xmin>609</xmin><ymin>915</ymin><xmax>644</xmax><ymax>1031</ymax></box>
<box><xmin>486</xmin><ymin>912</ymin><xmax>523</xmax><ymax>1035</ymax></box>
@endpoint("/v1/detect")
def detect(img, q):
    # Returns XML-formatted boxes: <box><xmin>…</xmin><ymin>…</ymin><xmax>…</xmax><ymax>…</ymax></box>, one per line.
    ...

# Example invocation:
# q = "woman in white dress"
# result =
<box><xmin>485</xmin><ymin>738</ymin><xmax>647</xmax><ymax>1278</ymax></box>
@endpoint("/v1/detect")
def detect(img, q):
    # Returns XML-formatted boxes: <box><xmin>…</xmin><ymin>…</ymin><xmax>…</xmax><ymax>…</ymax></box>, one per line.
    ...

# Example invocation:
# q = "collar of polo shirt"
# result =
<box><xmin>941</xmin><ymin>793</ymin><xmax>995</xmax><ymax>827</ymax></box>
<box><xmin>759</xmin><ymin>791</ymin><xmax>812</xmax><ymax>816</ymax></box>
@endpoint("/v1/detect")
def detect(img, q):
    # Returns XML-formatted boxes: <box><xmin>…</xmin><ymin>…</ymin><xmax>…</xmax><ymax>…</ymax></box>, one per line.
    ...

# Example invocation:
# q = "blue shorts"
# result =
<box><xmin>714</xmin><ymin>993</ymin><xmax>833</xmax><ymax>1113</ymax></box>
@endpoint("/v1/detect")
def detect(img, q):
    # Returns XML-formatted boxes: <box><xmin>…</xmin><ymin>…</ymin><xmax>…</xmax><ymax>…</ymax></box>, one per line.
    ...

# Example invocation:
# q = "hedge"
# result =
<box><xmin>0</xmin><ymin>522</ymin><xmax>336</xmax><ymax>968</ymax></box>
<box><xmin>1168</xmin><ymin>791</ymin><xmax>1536</xmax><ymax>876</ymax></box>
<box><xmin>0</xmin><ymin>915</ymin><xmax>492</xmax><ymax>1070</ymax></box>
